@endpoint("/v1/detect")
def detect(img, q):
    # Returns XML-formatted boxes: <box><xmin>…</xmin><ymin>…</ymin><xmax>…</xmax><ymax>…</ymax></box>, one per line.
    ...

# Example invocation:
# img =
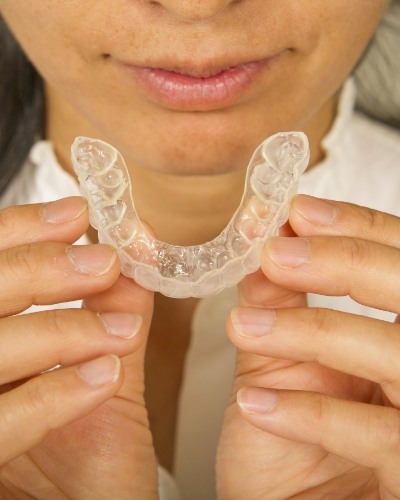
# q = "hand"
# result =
<box><xmin>0</xmin><ymin>197</ymin><xmax>158</xmax><ymax>499</ymax></box>
<box><xmin>218</xmin><ymin>195</ymin><xmax>400</xmax><ymax>499</ymax></box>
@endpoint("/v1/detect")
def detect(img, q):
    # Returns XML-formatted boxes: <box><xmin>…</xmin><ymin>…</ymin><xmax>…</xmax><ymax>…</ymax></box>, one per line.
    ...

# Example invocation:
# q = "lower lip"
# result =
<box><xmin>120</xmin><ymin>59</ymin><xmax>273</xmax><ymax>111</ymax></box>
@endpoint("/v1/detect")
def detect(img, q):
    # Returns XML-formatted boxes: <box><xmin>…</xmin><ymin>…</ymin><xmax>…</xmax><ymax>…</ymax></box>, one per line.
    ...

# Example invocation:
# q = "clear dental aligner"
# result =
<box><xmin>71</xmin><ymin>132</ymin><xmax>309</xmax><ymax>298</ymax></box>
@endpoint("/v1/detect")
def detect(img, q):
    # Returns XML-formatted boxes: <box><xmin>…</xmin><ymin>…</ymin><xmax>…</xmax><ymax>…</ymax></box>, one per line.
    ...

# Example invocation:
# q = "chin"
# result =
<box><xmin>140</xmin><ymin>144</ymin><xmax>254</xmax><ymax>176</ymax></box>
<box><xmin>94</xmin><ymin>101</ymin><xmax>282</xmax><ymax>177</ymax></box>
<box><xmin>136</xmin><ymin>128</ymin><xmax>267</xmax><ymax>177</ymax></box>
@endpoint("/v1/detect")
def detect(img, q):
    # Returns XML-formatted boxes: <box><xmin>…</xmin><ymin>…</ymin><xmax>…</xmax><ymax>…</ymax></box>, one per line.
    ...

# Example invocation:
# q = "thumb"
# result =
<box><xmin>239</xmin><ymin>219</ymin><xmax>306</xmax><ymax>309</ymax></box>
<box><xmin>239</xmin><ymin>267</ymin><xmax>306</xmax><ymax>309</ymax></box>
<box><xmin>84</xmin><ymin>273</ymin><xmax>154</xmax><ymax>319</ymax></box>
<box><xmin>228</xmin><ymin>229</ymin><xmax>307</xmax><ymax>394</ymax></box>
<box><xmin>229</xmin><ymin>267</ymin><xmax>304</xmax><ymax>379</ymax></box>
<box><xmin>83</xmin><ymin>274</ymin><xmax>154</xmax><ymax>401</ymax></box>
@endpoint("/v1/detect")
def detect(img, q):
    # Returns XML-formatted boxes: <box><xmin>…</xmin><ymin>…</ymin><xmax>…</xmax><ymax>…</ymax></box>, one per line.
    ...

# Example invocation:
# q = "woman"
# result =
<box><xmin>0</xmin><ymin>1</ymin><xmax>399</xmax><ymax>498</ymax></box>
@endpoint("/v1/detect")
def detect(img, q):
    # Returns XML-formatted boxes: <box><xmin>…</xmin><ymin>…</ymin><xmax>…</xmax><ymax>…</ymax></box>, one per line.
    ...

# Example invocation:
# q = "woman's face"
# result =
<box><xmin>0</xmin><ymin>0</ymin><xmax>389</xmax><ymax>174</ymax></box>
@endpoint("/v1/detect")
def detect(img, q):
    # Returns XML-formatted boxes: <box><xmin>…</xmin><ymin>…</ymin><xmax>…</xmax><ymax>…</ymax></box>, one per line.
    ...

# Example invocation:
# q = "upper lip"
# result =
<box><xmin>118</xmin><ymin>55</ymin><xmax>271</xmax><ymax>79</ymax></box>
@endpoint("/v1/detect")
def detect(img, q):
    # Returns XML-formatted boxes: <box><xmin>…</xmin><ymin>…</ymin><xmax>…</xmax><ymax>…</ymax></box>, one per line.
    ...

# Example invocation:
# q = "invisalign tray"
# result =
<box><xmin>71</xmin><ymin>132</ymin><xmax>309</xmax><ymax>298</ymax></box>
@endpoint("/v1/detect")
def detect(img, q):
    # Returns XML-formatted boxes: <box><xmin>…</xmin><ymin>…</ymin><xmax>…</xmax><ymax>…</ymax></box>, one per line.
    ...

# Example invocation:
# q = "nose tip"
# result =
<box><xmin>150</xmin><ymin>0</ymin><xmax>238</xmax><ymax>22</ymax></box>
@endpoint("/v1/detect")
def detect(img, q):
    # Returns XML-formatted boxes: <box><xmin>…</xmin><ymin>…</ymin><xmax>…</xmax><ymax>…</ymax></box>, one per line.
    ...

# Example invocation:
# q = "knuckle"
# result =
<box><xmin>44</xmin><ymin>309</ymin><xmax>71</xmax><ymax>340</ymax></box>
<box><xmin>304</xmin><ymin>309</ymin><xmax>335</xmax><ymax>360</ymax></box>
<box><xmin>361</xmin><ymin>207</ymin><xmax>387</xmax><ymax>236</ymax></box>
<box><xmin>339</xmin><ymin>237</ymin><xmax>370</xmax><ymax>270</ymax></box>
<box><xmin>307</xmin><ymin>393</ymin><xmax>332</xmax><ymax>437</ymax></box>
<box><xmin>373</xmin><ymin>409</ymin><xmax>400</xmax><ymax>459</ymax></box>
<box><xmin>24</xmin><ymin>376</ymin><xmax>59</xmax><ymax>420</ymax></box>
<box><xmin>44</xmin><ymin>309</ymin><xmax>100</xmax><ymax>350</ymax></box>
<box><xmin>6</xmin><ymin>244</ymin><xmax>42</xmax><ymax>278</ymax></box>
<box><xmin>307</xmin><ymin>308</ymin><xmax>330</xmax><ymax>340</ymax></box>
<box><xmin>0</xmin><ymin>206</ymin><xmax>18</xmax><ymax>237</ymax></box>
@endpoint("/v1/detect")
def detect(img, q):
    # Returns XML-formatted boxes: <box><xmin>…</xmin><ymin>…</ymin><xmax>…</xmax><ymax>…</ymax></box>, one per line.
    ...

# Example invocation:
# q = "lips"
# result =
<box><xmin>117</xmin><ymin>56</ymin><xmax>278</xmax><ymax>111</ymax></box>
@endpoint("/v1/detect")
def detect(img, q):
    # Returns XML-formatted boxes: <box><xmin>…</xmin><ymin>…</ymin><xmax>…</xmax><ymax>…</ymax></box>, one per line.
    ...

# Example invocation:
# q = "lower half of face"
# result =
<box><xmin>1</xmin><ymin>0</ymin><xmax>390</xmax><ymax>175</ymax></box>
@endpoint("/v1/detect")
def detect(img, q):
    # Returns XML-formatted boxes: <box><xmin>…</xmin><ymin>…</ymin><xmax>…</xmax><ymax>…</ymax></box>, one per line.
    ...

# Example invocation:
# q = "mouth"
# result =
<box><xmin>115</xmin><ymin>54</ymin><xmax>282</xmax><ymax>111</ymax></box>
<box><xmin>138</xmin><ymin>58</ymin><xmax>263</xmax><ymax>79</ymax></box>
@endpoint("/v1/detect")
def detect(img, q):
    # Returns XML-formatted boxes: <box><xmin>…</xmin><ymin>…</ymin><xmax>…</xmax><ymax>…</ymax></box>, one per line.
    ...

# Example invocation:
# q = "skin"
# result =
<box><xmin>0</xmin><ymin>0</ymin><xmax>387</xmax><ymax>243</ymax></box>
<box><xmin>0</xmin><ymin>199</ymin><xmax>158</xmax><ymax>498</ymax></box>
<box><xmin>220</xmin><ymin>197</ymin><xmax>400</xmax><ymax>498</ymax></box>
<box><xmin>0</xmin><ymin>0</ymin><xmax>397</xmax><ymax>497</ymax></box>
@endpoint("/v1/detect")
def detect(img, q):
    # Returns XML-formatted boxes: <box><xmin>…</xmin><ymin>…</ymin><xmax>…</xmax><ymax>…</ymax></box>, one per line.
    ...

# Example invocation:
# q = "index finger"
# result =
<box><xmin>0</xmin><ymin>197</ymin><xmax>89</xmax><ymax>250</ymax></box>
<box><xmin>290</xmin><ymin>195</ymin><xmax>400</xmax><ymax>248</ymax></box>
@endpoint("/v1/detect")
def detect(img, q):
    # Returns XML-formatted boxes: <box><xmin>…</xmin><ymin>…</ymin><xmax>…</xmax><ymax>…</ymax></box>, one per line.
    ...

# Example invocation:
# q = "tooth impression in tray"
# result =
<box><xmin>71</xmin><ymin>132</ymin><xmax>309</xmax><ymax>298</ymax></box>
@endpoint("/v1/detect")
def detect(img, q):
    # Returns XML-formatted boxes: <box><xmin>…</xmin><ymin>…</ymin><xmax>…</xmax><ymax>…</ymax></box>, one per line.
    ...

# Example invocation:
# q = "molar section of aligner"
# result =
<box><xmin>258</xmin><ymin>132</ymin><xmax>309</xmax><ymax>196</ymax></box>
<box><xmin>269</xmin><ymin>132</ymin><xmax>310</xmax><ymax>173</ymax></box>
<box><xmin>246</xmin><ymin>134</ymin><xmax>302</xmax><ymax>230</ymax></box>
<box><xmin>73</xmin><ymin>137</ymin><xmax>118</xmax><ymax>177</ymax></box>
<box><xmin>89</xmin><ymin>151</ymin><xmax>129</xmax><ymax>210</ymax></box>
<box><xmin>72</xmin><ymin>137</ymin><xmax>123</xmax><ymax>229</ymax></box>
<box><xmin>235</xmin><ymin>184</ymin><xmax>278</xmax><ymax>244</ymax></box>
<box><xmin>234</xmin><ymin>133</ymin><xmax>308</xmax><ymax>253</ymax></box>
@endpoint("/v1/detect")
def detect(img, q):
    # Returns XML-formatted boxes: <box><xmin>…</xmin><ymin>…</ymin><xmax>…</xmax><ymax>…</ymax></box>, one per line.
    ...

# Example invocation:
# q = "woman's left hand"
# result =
<box><xmin>217</xmin><ymin>195</ymin><xmax>400</xmax><ymax>499</ymax></box>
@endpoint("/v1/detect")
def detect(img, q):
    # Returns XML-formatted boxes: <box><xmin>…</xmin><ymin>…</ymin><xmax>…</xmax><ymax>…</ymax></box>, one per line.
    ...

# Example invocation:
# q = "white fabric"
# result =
<box><xmin>158</xmin><ymin>464</ymin><xmax>181</xmax><ymax>500</ymax></box>
<box><xmin>1</xmin><ymin>80</ymin><xmax>400</xmax><ymax>499</ymax></box>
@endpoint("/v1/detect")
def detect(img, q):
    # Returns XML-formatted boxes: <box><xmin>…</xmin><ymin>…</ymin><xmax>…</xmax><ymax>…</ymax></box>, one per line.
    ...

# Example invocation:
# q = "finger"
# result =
<box><xmin>239</xmin><ymin>219</ymin><xmax>302</xmax><ymax>308</ymax></box>
<box><xmin>278</xmin><ymin>221</ymin><xmax>296</xmax><ymax>237</ymax></box>
<box><xmin>237</xmin><ymin>387</ymin><xmax>400</xmax><ymax>492</ymax></box>
<box><xmin>84</xmin><ymin>275</ymin><xmax>154</xmax><ymax>400</ymax></box>
<box><xmin>0</xmin><ymin>243</ymin><xmax>120</xmax><ymax>316</ymax></box>
<box><xmin>261</xmin><ymin>234</ymin><xmax>400</xmax><ymax>314</ymax></box>
<box><xmin>0</xmin><ymin>355</ymin><xmax>123</xmax><ymax>465</ymax></box>
<box><xmin>228</xmin><ymin>306</ymin><xmax>400</xmax><ymax>405</ymax></box>
<box><xmin>239</xmin><ymin>269</ymin><xmax>306</xmax><ymax>309</ymax></box>
<box><xmin>290</xmin><ymin>194</ymin><xmax>400</xmax><ymax>248</ymax></box>
<box><xmin>0</xmin><ymin>308</ymin><xmax>143</xmax><ymax>384</ymax></box>
<box><xmin>47</xmin><ymin>277</ymin><xmax>157</xmax><ymax>497</ymax></box>
<box><xmin>84</xmin><ymin>275</ymin><xmax>154</xmax><ymax>338</ymax></box>
<box><xmin>0</xmin><ymin>197</ymin><xmax>89</xmax><ymax>250</ymax></box>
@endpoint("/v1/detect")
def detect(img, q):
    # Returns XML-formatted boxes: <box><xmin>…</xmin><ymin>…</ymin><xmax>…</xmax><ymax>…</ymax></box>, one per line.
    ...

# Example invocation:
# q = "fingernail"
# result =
<box><xmin>40</xmin><ymin>197</ymin><xmax>87</xmax><ymax>224</ymax></box>
<box><xmin>294</xmin><ymin>195</ymin><xmax>337</xmax><ymax>225</ymax></box>
<box><xmin>237</xmin><ymin>387</ymin><xmax>278</xmax><ymax>414</ymax></box>
<box><xmin>231</xmin><ymin>307</ymin><xmax>276</xmax><ymax>336</ymax></box>
<box><xmin>267</xmin><ymin>237</ymin><xmax>309</xmax><ymax>268</ymax></box>
<box><xmin>66</xmin><ymin>245</ymin><xmax>117</xmax><ymax>276</ymax></box>
<box><xmin>98</xmin><ymin>312</ymin><xmax>142</xmax><ymax>339</ymax></box>
<box><xmin>77</xmin><ymin>354</ymin><xmax>120</xmax><ymax>387</ymax></box>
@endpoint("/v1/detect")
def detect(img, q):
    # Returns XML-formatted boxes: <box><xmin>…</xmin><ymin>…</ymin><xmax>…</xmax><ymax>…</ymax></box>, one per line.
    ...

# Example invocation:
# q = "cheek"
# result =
<box><xmin>311</xmin><ymin>1</ymin><xmax>389</xmax><ymax>70</ymax></box>
<box><xmin>0</xmin><ymin>1</ymin><xmax>114</xmax><ymax>87</ymax></box>
<box><xmin>285</xmin><ymin>1</ymin><xmax>389</xmax><ymax>116</ymax></box>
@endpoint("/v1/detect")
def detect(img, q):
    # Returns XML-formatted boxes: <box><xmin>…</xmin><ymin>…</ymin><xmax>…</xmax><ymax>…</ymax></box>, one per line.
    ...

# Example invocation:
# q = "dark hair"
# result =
<box><xmin>0</xmin><ymin>16</ymin><xmax>44</xmax><ymax>195</ymax></box>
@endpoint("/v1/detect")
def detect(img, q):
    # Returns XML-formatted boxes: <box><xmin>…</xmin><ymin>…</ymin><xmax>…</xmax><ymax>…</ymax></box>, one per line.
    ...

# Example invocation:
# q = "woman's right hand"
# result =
<box><xmin>0</xmin><ymin>197</ymin><xmax>158</xmax><ymax>498</ymax></box>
